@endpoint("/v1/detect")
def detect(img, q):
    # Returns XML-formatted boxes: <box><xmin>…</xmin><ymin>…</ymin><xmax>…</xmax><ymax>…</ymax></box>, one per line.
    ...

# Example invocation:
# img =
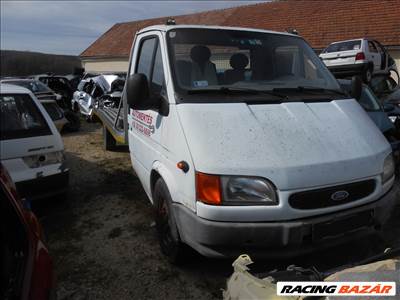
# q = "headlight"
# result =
<box><xmin>221</xmin><ymin>176</ymin><xmax>278</xmax><ymax>205</ymax></box>
<box><xmin>196</xmin><ymin>173</ymin><xmax>279</xmax><ymax>206</ymax></box>
<box><xmin>23</xmin><ymin>151</ymin><xmax>65</xmax><ymax>168</ymax></box>
<box><xmin>382</xmin><ymin>153</ymin><xmax>395</xmax><ymax>184</ymax></box>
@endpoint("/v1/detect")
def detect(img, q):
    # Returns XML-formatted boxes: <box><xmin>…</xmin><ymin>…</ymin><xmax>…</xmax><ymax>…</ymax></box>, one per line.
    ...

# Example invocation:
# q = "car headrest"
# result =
<box><xmin>230</xmin><ymin>53</ymin><xmax>249</xmax><ymax>70</ymax></box>
<box><xmin>190</xmin><ymin>45</ymin><xmax>211</xmax><ymax>64</ymax></box>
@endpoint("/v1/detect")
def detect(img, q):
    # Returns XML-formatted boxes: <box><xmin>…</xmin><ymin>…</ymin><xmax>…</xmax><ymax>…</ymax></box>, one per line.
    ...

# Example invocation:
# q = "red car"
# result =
<box><xmin>0</xmin><ymin>163</ymin><xmax>55</xmax><ymax>300</ymax></box>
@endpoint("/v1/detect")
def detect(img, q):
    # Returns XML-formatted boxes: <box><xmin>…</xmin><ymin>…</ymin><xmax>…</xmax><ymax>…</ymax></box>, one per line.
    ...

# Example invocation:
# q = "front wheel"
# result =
<box><xmin>153</xmin><ymin>178</ymin><xmax>186</xmax><ymax>264</ymax></box>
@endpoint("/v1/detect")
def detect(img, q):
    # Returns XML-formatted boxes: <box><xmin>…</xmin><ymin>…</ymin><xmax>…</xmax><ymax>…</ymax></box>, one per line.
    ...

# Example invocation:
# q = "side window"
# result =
<box><xmin>91</xmin><ymin>84</ymin><xmax>103</xmax><ymax>98</ymax></box>
<box><xmin>136</xmin><ymin>38</ymin><xmax>157</xmax><ymax>79</ymax></box>
<box><xmin>374</xmin><ymin>42</ymin><xmax>384</xmax><ymax>53</ymax></box>
<box><xmin>368</xmin><ymin>41</ymin><xmax>378</xmax><ymax>53</ymax></box>
<box><xmin>151</xmin><ymin>45</ymin><xmax>165</xmax><ymax>94</ymax></box>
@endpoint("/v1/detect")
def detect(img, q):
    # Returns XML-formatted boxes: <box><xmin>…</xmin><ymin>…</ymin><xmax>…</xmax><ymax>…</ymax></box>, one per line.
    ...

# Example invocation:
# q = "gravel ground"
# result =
<box><xmin>33</xmin><ymin>121</ymin><xmax>400</xmax><ymax>300</ymax></box>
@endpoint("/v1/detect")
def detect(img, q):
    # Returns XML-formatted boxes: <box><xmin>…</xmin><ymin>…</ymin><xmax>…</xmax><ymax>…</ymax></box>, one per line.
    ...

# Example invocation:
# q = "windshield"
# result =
<box><xmin>166</xmin><ymin>28</ymin><xmax>341</xmax><ymax>102</ymax></box>
<box><xmin>323</xmin><ymin>40</ymin><xmax>361</xmax><ymax>53</ymax></box>
<box><xmin>5</xmin><ymin>80</ymin><xmax>51</xmax><ymax>93</ymax></box>
<box><xmin>0</xmin><ymin>94</ymin><xmax>51</xmax><ymax>140</ymax></box>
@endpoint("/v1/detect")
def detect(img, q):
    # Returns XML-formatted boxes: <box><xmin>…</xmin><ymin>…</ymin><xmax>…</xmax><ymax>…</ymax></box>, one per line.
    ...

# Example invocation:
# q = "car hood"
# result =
<box><xmin>178</xmin><ymin>99</ymin><xmax>391</xmax><ymax>190</ymax></box>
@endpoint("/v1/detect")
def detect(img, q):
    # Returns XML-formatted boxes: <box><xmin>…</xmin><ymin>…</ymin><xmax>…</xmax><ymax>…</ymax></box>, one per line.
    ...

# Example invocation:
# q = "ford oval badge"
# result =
<box><xmin>331</xmin><ymin>190</ymin><xmax>349</xmax><ymax>201</ymax></box>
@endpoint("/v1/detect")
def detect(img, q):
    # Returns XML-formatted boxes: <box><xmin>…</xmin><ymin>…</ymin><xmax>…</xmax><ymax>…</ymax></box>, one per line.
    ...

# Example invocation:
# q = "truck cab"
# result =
<box><xmin>95</xmin><ymin>25</ymin><xmax>396</xmax><ymax>261</ymax></box>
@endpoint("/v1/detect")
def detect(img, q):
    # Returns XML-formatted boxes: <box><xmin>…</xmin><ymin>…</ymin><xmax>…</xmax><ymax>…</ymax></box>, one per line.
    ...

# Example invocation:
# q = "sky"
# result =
<box><xmin>1</xmin><ymin>1</ymin><xmax>263</xmax><ymax>56</ymax></box>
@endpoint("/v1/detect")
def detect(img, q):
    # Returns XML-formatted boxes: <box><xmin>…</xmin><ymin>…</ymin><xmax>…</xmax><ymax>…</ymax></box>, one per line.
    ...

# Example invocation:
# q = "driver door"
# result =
<box><xmin>127</xmin><ymin>32</ymin><xmax>166</xmax><ymax>196</ymax></box>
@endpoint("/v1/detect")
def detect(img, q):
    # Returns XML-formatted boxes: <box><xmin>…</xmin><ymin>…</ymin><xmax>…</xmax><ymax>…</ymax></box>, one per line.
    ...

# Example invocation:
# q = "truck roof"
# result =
<box><xmin>137</xmin><ymin>24</ymin><xmax>299</xmax><ymax>38</ymax></box>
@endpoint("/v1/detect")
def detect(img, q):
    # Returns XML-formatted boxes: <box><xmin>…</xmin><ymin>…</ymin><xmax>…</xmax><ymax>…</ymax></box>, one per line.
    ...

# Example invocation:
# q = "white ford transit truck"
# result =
<box><xmin>94</xmin><ymin>24</ymin><xmax>396</xmax><ymax>262</ymax></box>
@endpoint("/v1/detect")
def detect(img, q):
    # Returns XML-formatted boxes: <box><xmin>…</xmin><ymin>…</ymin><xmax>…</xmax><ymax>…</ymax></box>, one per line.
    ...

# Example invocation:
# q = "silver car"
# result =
<box><xmin>72</xmin><ymin>75</ymin><xmax>123</xmax><ymax>121</ymax></box>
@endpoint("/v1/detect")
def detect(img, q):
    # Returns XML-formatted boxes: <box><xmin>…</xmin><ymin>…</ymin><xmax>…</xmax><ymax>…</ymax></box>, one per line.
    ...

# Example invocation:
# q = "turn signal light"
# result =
<box><xmin>196</xmin><ymin>172</ymin><xmax>222</xmax><ymax>205</ymax></box>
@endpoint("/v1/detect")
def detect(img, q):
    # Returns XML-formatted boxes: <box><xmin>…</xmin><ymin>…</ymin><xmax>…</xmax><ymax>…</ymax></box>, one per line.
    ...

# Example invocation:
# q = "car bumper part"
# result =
<box><xmin>173</xmin><ymin>188</ymin><xmax>396</xmax><ymax>258</ymax></box>
<box><xmin>327</xmin><ymin>63</ymin><xmax>369</xmax><ymax>77</ymax></box>
<box><xmin>15</xmin><ymin>170</ymin><xmax>69</xmax><ymax>201</ymax></box>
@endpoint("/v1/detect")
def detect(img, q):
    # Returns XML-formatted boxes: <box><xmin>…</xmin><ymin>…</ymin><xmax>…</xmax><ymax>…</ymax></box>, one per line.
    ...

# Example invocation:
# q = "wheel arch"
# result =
<box><xmin>150</xmin><ymin>161</ymin><xmax>178</xmax><ymax>204</ymax></box>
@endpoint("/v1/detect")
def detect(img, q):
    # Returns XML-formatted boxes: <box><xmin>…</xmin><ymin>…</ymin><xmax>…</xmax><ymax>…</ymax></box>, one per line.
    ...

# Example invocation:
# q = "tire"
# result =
<box><xmin>63</xmin><ymin>110</ymin><xmax>81</xmax><ymax>132</ymax></box>
<box><xmin>363</xmin><ymin>66</ymin><xmax>372</xmax><ymax>84</ymax></box>
<box><xmin>103</xmin><ymin>126</ymin><xmax>117</xmax><ymax>151</ymax></box>
<box><xmin>153</xmin><ymin>178</ymin><xmax>186</xmax><ymax>264</ymax></box>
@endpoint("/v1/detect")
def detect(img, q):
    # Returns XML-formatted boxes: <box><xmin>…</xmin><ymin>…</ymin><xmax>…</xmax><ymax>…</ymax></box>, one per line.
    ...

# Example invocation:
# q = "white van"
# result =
<box><xmin>0</xmin><ymin>84</ymin><xmax>69</xmax><ymax>200</ymax></box>
<box><xmin>95</xmin><ymin>25</ymin><xmax>396</xmax><ymax>261</ymax></box>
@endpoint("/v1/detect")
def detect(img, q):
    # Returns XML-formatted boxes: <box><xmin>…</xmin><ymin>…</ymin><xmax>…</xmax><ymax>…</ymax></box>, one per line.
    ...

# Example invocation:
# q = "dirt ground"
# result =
<box><xmin>33</xmin><ymin>121</ymin><xmax>400</xmax><ymax>300</ymax></box>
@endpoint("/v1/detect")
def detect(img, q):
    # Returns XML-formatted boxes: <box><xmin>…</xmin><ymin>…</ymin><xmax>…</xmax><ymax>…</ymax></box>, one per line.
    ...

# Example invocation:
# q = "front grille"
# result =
<box><xmin>289</xmin><ymin>180</ymin><xmax>376</xmax><ymax>210</ymax></box>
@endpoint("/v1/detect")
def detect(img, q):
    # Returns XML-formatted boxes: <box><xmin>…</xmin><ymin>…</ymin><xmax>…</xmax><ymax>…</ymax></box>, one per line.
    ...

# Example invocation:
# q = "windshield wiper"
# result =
<box><xmin>273</xmin><ymin>86</ymin><xmax>348</xmax><ymax>97</ymax></box>
<box><xmin>187</xmin><ymin>86</ymin><xmax>287</xmax><ymax>99</ymax></box>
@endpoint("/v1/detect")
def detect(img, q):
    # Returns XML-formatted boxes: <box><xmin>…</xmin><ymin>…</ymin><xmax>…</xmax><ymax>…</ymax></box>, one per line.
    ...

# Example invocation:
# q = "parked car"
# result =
<box><xmin>339</xmin><ymin>79</ymin><xmax>400</xmax><ymax>167</ymax></box>
<box><xmin>370</xmin><ymin>75</ymin><xmax>400</xmax><ymax>126</ymax></box>
<box><xmin>319</xmin><ymin>38</ymin><xmax>398</xmax><ymax>83</ymax></box>
<box><xmin>0</xmin><ymin>163</ymin><xmax>55</xmax><ymax>300</ymax></box>
<box><xmin>72</xmin><ymin>74</ymin><xmax>124</xmax><ymax>121</ymax></box>
<box><xmin>0</xmin><ymin>78</ymin><xmax>58</xmax><ymax>101</ymax></box>
<box><xmin>37</xmin><ymin>99</ymin><xmax>67</xmax><ymax>132</ymax></box>
<box><xmin>0</xmin><ymin>79</ymin><xmax>77</xmax><ymax>132</ymax></box>
<box><xmin>1</xmin><ymin>78</ymin><xmax>81</xmax><ymax>131</ymax></box>
<box><xmin>95</xmin><ymin>24</ymin><xmax>397</xmax><ymax>262</ymax></box>
<box><xmin>31</xmin><ymin>75</ymin><xmax>74</xmax><ymax>110</ymax></box>
<box><xmin>0</xmin><ymin>83</ymin><xmax>69</xmax><ymax>201</ymax></box>
<box><xmin>379</xmin><ymin>87</ymin><xmax>400</xmax><ymax>128</ymax></box>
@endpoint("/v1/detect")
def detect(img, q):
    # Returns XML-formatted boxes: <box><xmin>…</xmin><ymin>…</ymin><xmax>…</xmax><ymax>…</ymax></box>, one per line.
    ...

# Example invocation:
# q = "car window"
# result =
<box><xmin>135</xmin><ymin>37</ymin><xmax>157</xmax><ymax>79</ymax></box>
<box><xmin>0</xmin><ymin>94</ymin><xmax>51</xmax><ymax>140</ymax></box>
<box><xmin>323</xmin><ymin>40</ymin><xmax>361</xmax><ymax>53</ymax></box>
<box><xmin>370</xmin><ymin>76</ymin><xmax>392</xmax><ymax>95</ymax></box>
<box><xmin>368</xmin><ymin>41</ymin><xmax>378</xmax><ymax>53</ymax></box>
<box><xmin>77</xmin><ymin>81</ymin><xmax>86</xmax><ymax>91</ymax></box>
<box><xmin>83</xmin><ymin>81</ymin><xmax>94</xmax><ymax>94</ymax></box>
<box><xmin>4</xmin><ymin>81</ymin><xmax>50</xmax><ymax>93</ymax></box>
<box><xmin>374</xmin><ymin>41</ymin><xmax>384</xmax><ymax>53</ymax></box>
<box><xmin>359</xmin><ymin>87</ymin><xmax>381</xmax><ymax>112</ymax></box>
<box><xmin>151</xmin><ymin>45</ymin><xmax>165</xmax><ymax>94</ymax></box>
<box><xmin>42</xmin><ymin>102</ymin><xmax>63</xmax><ymax>120</ymax></box>
<box><xmin>91</xmin><ymin>84</ymin><xmax>103</xmax><ymax>98</ymax></box>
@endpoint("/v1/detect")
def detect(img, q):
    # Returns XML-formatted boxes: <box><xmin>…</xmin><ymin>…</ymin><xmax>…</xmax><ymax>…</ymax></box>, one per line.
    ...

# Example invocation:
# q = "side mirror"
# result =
<box><xmin>384</xmin><ymin>103</ymin><xmax>395</xmax><ymax>112</ymax></box>
<box><xmin>126</xmin><ymin>73</ymin><xmax>150</xmax><ymax>109</ymax></box>
<box><xmin>350</xmin><ymin>76</ymin><xmax>362</xmax><ymax>100</ymax></box>
<box><xmin>126</xmin><ymin>73</ymin><xmax>168</xmax><ymax>116</ymax></box>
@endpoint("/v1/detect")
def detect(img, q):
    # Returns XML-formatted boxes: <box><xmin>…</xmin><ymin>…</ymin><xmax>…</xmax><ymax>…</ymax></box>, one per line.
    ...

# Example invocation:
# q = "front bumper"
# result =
<box><xmin>327</xmin><ymin>62</ymin><xmax>369</xmax><ymax>78</ymax></box>
<box><xmin>173</xmin><ymin>188</ymin><xmax>396</xmax><ymax>258</ymax></box>
<box><xmin>15</xmin><ymin>171</ymin><xmax>69</xmax><ymax>201</ymax></box>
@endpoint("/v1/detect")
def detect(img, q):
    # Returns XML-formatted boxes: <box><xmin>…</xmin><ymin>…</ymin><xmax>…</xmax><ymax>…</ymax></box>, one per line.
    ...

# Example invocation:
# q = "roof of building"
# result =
<box><xmin>80</xmin><ymin>0</ymin><xmax>400</xmax><ymax>58</ymax></box>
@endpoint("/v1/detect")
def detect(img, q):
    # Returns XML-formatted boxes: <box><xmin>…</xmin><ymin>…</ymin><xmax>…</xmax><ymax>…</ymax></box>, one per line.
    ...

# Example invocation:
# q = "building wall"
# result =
<box><xmin>82</xmin><ymin>58</ymin><xmax>129</xmax><ymax>73</ymax></box>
